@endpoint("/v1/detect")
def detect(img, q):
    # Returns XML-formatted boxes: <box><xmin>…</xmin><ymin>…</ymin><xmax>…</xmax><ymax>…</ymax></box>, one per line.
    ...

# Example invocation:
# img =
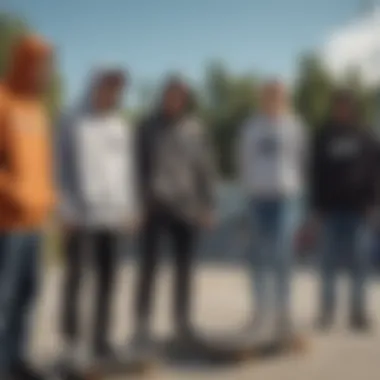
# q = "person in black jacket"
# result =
<box><xmin>132</xmin><ymin>76</ymin><xmax>216</xmax><ymax>349</ymax></box>
<box><xmin>309</xmin><ymin>90</ymin><xmax>379</xmax><ymax>330</ymax></box>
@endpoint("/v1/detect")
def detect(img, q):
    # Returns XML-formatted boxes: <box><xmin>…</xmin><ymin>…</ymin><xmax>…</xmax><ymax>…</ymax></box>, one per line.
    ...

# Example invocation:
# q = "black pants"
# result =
<box><xmin>61</xmin><ymin>230</ymin><xmax>117</xmax><ymax>349</ymax></box>
<box><xmin>135</xmin><ymin>207</ymin><xmax>196</xmax><ymax>332</ymax></box>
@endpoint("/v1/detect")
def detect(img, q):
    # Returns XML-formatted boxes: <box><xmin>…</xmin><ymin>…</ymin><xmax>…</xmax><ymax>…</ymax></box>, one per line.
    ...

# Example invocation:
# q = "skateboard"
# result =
<box><xmin>164</xmin><ymin>328</ymin><xmax>309</xmax><ymax>365</ymax></box>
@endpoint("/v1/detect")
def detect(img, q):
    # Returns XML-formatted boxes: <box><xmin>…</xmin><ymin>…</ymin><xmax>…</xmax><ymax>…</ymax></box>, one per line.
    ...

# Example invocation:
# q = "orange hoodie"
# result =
<box><xmin>0</xmin><ymin>35</ymin><xmax>56</xmax><ymax>230</ymax></box>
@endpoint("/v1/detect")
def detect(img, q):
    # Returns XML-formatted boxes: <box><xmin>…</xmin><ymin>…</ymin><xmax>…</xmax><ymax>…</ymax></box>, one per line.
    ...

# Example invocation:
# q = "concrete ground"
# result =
<box><xmin>32</xmin><ymin>264</ymin><xmax>380</xmax><ymax>379</ymax></box>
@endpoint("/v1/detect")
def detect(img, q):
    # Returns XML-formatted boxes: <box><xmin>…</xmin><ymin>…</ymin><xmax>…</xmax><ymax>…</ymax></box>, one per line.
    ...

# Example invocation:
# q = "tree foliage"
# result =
<box><xmin>293</xmin><ymin>53</ymin><xmax>377</xmax><ymax>129</ymax></box>
<box><xmin>293</xmin><ymin>53</ymin><xmax>334</xmax><ymax>128</ymax></box>
<box><xmin>201</xmin><ymin>62</ymin><xmax>258</xmax><ymax>177</ymax></box>
<box><xmin>134</xmin><ymin>55</ymin><xmax>378</xmax><ymax>177</ymax></box>
<box><xmin>5</xmin><ymin>11</ymin><xmax>378</xmax><ymax>177</ymax></box>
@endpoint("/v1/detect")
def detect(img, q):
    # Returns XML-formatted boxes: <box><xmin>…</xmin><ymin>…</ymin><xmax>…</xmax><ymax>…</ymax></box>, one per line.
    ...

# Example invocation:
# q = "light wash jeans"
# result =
<box><xmin>0</xmin><ymin>232</ymin><xmax>40</xmax><ymax>374</ymax></box>
<box><xmin>319</xmin><ymin>212</ymin><xmax>371</xmax><ymax>318</ymax></box>
<box><xmin>247</xmin><ymin>198</ymin><xmax>300</xmax><ymax>322</ymax></box>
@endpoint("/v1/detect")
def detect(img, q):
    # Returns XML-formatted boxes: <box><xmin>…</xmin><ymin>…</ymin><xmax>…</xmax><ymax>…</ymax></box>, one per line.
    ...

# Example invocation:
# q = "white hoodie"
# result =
<box><xmin>237</xmin><ymin>113</ymin><xmax>307</xmax><ymax>199</ymax></box>
<box><xmin>56</xmin><ymin>69</ymin><xmax>139</xmax><ymax>229</ymax></box>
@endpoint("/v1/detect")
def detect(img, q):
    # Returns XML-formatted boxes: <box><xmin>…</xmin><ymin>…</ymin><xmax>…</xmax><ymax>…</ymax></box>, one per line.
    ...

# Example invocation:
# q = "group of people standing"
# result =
<box><xmin>0</xmin><ymin>34</ymin><xmax>378</xmax><ymax>380</ymax></box>
<box><xmin>239</xmin><ymin>82</ymin><xmax>379</xmax><ymax>333</ymax></box>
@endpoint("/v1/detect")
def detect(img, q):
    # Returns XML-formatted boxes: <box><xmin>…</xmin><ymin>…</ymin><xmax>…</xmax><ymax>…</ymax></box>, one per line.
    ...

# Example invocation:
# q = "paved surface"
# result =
<box><xmin>32</xmin><ymin>264</ymin><xmax>380</xmax><ymax>379</ymax></box>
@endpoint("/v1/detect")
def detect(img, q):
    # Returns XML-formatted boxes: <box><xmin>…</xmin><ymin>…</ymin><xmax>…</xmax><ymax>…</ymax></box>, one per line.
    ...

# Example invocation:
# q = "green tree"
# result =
<box><xmin>202</xmin><ymin>62</ymin><xmax>258</xmax><ymax>177</ymax></box>
<box><xmin>293</xmin><ymin>53</ymin><xmax>334</xmax><ymax>128</ymax></box>
<box><xmin>45</xmin><ymin>73</ymin><xmax>63</xmax><ymax>119</ymax></box>
<box><xmin>342</xmin><ymin>66</ymin><xmax>376</xmax><ymax>126</ymax></box>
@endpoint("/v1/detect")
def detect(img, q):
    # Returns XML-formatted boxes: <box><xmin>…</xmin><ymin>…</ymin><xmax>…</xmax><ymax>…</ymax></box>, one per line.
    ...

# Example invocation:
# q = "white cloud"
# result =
<box><xmin>321</xmin><ymin>7</ymin><xmax>380</xmax><ymax>87</ymax></box>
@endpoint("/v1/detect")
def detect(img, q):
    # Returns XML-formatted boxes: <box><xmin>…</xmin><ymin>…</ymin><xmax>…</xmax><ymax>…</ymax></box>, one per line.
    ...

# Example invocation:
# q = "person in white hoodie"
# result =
<box><xmin>55</xmin><ymin>68</ymin><xmax>139</xmax><ymax>362</ymax></box>
<box><xmin>238</xmin><ymin>79</ymin><xmax>307</xmax><ymax>335</ymax></box>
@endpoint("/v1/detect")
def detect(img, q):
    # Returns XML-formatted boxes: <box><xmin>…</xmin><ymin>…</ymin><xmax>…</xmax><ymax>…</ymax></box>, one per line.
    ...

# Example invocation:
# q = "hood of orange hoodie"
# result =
<box><xmin>5</xmin><ymin>34</ymin><xmax>52</xmax><ymax>95</ymax></box>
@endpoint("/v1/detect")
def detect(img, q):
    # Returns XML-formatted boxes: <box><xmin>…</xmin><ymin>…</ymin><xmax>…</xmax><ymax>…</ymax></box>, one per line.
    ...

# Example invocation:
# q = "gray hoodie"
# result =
<box><xmin>56</xmin><ymin>68</ymin><xmax>139</xmax><ymax>229</ymax></box>
<box><xmin>238</xmin><ymin>113</ymin><xmax>307</xmax><ymax>199</ymax></box>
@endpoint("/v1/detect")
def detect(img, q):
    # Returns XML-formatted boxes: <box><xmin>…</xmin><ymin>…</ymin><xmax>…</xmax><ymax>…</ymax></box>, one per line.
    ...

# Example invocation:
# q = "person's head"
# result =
<box><xmin>330</xmin><ymin>90</ymin><xmax>358</xmax><ymax>125</ymax></box>
<box><xmin>90</xmin><ymin>69</ymin><xmax>126</xmax><ymax>112</ymax></box>
<box><xmin>259</xmin><ymin>79</ymin><xmax>288</xmax><ymax>117</ymax></box>
<box><xmin>159</xmin><ymin>76</ymin><xmax>193</xmax><ymax>119</ymax></box>
<box><xmin>6</xmin><ymin>34</ymin><xmax>53</xmax><ymax>95</ymax></box>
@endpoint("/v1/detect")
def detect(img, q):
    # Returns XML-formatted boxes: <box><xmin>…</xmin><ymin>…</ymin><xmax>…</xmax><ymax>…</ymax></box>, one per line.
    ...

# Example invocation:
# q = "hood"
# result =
<box><xmin>78</xmin><ymin>66</ymin><xmax>126</xmax><ymax>115</ymax></box>
<box><xmin>5</xmin><ymin>34</ymin><xmax>52</xmax><ymax>94</ymax></box>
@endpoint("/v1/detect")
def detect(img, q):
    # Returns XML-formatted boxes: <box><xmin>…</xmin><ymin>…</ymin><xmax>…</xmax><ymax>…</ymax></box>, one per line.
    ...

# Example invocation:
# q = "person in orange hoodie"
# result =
<box><xmin>0</xmin><ymin>35</ymin><xmax>55</xmax><ymax>380</ymax></box>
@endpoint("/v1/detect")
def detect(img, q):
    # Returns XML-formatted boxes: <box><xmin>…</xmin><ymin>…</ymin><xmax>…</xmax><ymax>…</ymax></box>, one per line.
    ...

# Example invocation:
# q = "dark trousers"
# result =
<box><xmin>319</xmin><ymin>212</ymin><xmax>371</xmax><ymax>318</ymax></box>
<box><xmin>0</xmin><ymin>231</ymin><xmax>40</xmax><ymax>373</ymax></box>
<box><xmin>61</xmin><ymin>230</ymin><xmax>118</xmax><ymax>349</ymax></box>
<box><xmin>135</xmin><ymin>207</ymin><xmax>196</xmax><ymax>332</ymax></box>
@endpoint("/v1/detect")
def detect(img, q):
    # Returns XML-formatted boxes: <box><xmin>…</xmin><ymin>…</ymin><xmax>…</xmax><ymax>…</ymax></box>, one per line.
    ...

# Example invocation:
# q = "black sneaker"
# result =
<box><xmin>349</xmin><ymin>315</ymin><xmax>372</xmax><ymax>332</ymax></box>
<box><xmin>93</xmin><ymin>342</ymin><xmax>115</xmax><ymax>358</ymax></box>
<box><xmin>175</xmin><ymin>324</ymin><xmax>195</xmax><ymax>344</ymax></box>
<box><xmin>11</xmin><ymin>362</ymin><xmax>45</xmax><ymax>380</ymax></box>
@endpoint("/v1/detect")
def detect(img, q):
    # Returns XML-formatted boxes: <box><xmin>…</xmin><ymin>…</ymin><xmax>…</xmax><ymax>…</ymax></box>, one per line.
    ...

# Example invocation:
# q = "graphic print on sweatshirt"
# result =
<box><xmin>257</xmin><ymin>134</ymin><xmax>280</xmax><ymax>157</ymax></box>
<box><xmin>327</xmin><ymin>137</ymin><xmax>362</xmax><ymax>159</ymax></box>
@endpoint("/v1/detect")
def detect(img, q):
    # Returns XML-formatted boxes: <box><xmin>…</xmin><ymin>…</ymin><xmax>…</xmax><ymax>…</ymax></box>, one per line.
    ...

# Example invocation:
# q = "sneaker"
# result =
<box><xmin>11</xmin><ymin>362</ymin><xmax>45</xmax><ymax>380</ymax></box>
<box><xmin>93</xmin><ymin>341</ymin><xmax>117</xmax><ymax>360</ymax></box>
<box><xmin>175</xmin><ymin>324</ymin><xmax>195</xmax><ymax>344</ymax></box>
<box><xmin>129</xmin><ymin>329</ymin><xmax>155</xmax><ymax>358</ymax></box>
<box><xmin>349</xmin><ymin>314</ymin><xmax>372</xmax><ymax>332</ymax></box>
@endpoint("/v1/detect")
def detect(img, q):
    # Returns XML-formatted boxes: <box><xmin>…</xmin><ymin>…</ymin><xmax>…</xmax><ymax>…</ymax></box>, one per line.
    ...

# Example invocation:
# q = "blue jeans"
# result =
<box><xmin>248</xmin><ymin>198</ymin><xmax>300</xmax><ymax>320</ymax></box>
<box><xmin>319</xmin><ymin>212</ymin><xmax>371</xmax><ymax>317</ymax></box>
<box><xmin>0</xmin><ymin>232</ymin><xmax>41</xmax><ymax>373</ymax></box>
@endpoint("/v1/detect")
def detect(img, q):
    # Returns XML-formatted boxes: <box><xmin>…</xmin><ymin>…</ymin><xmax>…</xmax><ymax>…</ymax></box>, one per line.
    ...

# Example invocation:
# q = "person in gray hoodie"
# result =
<box><xmin>56</xmin><ymin>68</ymin><xmax>139</xmax><ymax>362</ymax></box>
<box><xmin>237</xmin><ymin>79</ymin><xmax>307</xmax><ymax>336</ymax></box>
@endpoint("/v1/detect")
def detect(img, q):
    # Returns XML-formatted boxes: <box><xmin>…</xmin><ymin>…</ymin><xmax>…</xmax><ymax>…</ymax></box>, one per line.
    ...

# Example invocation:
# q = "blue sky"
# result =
<box><xmin>5</xmin><ymin>0</ymin><xmax>360</xmax><ymax>103</ymax></box>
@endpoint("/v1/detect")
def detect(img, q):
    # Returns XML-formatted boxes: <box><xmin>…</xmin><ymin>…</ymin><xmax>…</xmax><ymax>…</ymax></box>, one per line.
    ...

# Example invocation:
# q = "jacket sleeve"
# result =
<box><xmin>308</xmin><ymin>130</ymin><xmax>324</xmax><ymax>214</ymax></box>
<box><xmin>367</xmin><ymin>134</ymin><xmax>380</xmax><ymax>208</ymax></box>
<box><xmin>124</xmin><ymin>123</ymin><xmax>140</xmax><ymax>219</ymax></box>
<box><xmin>0</xmin><ymin>102</ymin><xmax>14</xmax><ymax>201</ymax></box>
<box><xmin>0</xmin><ymin>99</ymin><xmax>26</xmax><ymax>205</ymax></box>
<box><xmin>296</xmin><ymin>118</ymin><xmax>309</xmax><ymax>175</ymax></box>
<box><xmin>54</xmin><ymin>113</ymin><xmax>79</xmax><ymax>223</ymax></box>
<box><xmin>193</xmin><ymin>120</ymin><xmax>218</xmax><ymax>211</ymax></box>
<box><xmin>236</xmin><ymin>118</ymin><xmax>252</xmax><ymax>194</ymax></box>
<box><xmin>135</xmin><ymin>119</ymin><xmax>151</xmax><ymax>208</ymax></box>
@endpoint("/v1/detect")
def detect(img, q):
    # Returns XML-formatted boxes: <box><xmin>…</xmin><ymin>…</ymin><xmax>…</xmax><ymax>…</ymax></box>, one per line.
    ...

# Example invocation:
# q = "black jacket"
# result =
<box><xmin>310</xmin><ymin>121</ymin><xmax>380</xmax><ymax>214</ymax></box>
